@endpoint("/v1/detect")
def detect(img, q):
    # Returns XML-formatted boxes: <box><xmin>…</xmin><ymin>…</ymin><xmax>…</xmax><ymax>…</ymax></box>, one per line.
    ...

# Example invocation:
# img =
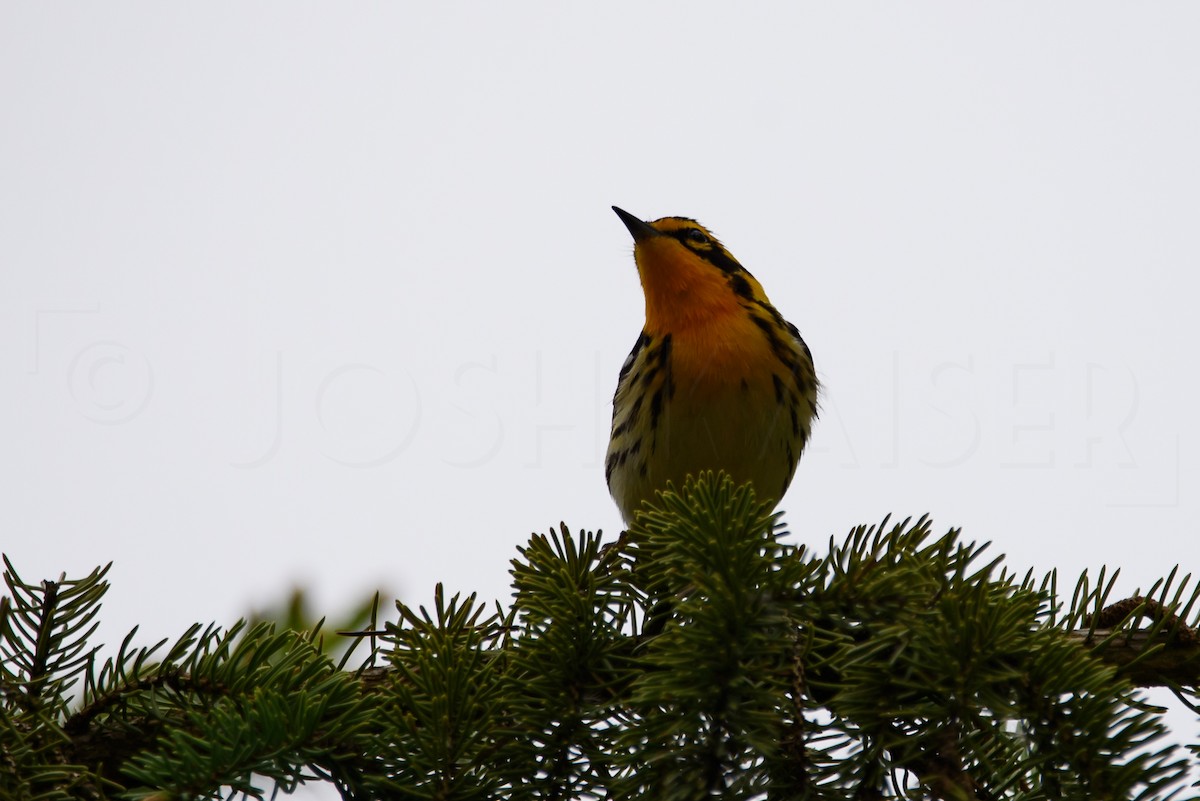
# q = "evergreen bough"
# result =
<box><xmin>3</xmin><ymin>473</ymin><xmax>1199</xmax><ymax>799</ymax></box>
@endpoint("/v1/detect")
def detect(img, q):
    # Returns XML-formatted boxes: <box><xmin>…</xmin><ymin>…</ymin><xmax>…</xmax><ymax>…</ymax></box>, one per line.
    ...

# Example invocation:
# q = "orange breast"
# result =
<box><xmin>670</xmin><ymin>306</ymin><xmax>774</xmax><ymax>394</ymax></box>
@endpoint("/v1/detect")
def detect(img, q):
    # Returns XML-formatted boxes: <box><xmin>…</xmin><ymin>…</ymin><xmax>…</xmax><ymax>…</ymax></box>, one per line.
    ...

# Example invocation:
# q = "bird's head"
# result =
<box><xmin>612</xmin><ymin>206</ymin><xmax>769</xmax><ymax>334</ymax></box>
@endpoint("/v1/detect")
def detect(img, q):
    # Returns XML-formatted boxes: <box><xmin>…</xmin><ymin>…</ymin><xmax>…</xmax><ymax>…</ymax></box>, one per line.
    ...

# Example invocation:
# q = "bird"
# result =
<box><xmin>605</xmin><ymin>206</ymin><xmax>818</xmax><ymax>525</ymax></box>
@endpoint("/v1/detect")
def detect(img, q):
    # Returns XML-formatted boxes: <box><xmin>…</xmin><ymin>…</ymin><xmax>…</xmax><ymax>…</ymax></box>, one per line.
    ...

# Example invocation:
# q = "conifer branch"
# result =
<box><xmin>888</xmin><ymin>724</ymin><xmax>987</xmax><ymax>801</ymax></box>
<box><xmin>1073</xmin><ymin>627</ymin><xmax>1200</xmax><ymax>688</ymax></box>
<box><xmin>3</xmin><ymin>475</ymin><xmax>1198</xmax><ymax>799</ymax></box>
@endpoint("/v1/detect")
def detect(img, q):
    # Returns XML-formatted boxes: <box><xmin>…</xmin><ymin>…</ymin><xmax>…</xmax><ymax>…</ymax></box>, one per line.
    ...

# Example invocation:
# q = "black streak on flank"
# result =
<box><xmin>783</xmin><ymin>444</ymin><xmax>797</xmax><ymax>495</ymax></box>
<box><xmin>772</xmin><ymin>373</ymin><xmax>785</xmax><ymax>405</ymax></box>
<box><xmin>612</xmin><ymin>386</ymin><xmax>647</xmax><ymax>439</ymax></box>
<box><xmin>627</xmin><ymin>393</ymin><xmax>644</xmax><ymax>425</ymax></box>
<box><xmin>784</xmin><ymin>319</ymin><xmax>817</xmax><ymax>368</ymax></box>
<box><xmin>618</xmin><ymin>332</ymin><xmax>650</xmax><ymax>383</ymax></box>
<box><xmin>756</xmin><ymin>300</ymin><xmax>787</xmax><ymax>329</ymax></box>
<box><xmin>791</xmin><ymin>364</ymin><xmax>808</xmax><ymax>397</ymax></box>
<box><xmin>728</xmin><ymin>273</ymin><xmax>754</xmax><ymax>300</ymax></box>
<box><xmin>752</xmin><ymin>311</ymin><xmax>802</xmax><ymax>375</ymax></box>
<box><xmin>657</xmin><ymin>334</ymin><xmax>673</xmax><ymax>366</ymax></box>
<box><xmin>658</xmin><ymin>334</ymin><xmax>675</xmax><ymax>399</ymax></box>
<box><xmin>751</xmin><ymin>314</ymin><xmax>782</xmax><ymax>351</ymax></box>
<box><xmin>649</xmin><ymin>385</ymin><xmax>665</xmax><ymax>431</ymax></box>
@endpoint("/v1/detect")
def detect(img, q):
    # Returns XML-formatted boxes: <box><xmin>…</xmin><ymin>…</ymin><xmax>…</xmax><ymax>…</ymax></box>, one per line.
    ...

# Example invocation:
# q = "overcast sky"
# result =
<box><xmin>3</xmin><ymin>3</ymin><xmax>1199</xmax><ymax>795</ymax></box>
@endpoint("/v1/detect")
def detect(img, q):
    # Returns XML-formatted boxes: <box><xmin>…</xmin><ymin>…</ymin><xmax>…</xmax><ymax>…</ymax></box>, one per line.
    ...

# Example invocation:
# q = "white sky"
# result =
<box><xmin>3</xmin><ymin>3</ymin><xmax>1200</xmax><ymax>795</ymax></box>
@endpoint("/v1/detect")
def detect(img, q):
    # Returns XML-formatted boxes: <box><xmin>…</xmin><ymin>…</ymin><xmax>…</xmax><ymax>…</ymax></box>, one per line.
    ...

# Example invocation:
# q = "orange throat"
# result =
<box><xmin>635</xmin><ymin>239</ymin><xmax>744</xmax><ymax>335</ymax></box>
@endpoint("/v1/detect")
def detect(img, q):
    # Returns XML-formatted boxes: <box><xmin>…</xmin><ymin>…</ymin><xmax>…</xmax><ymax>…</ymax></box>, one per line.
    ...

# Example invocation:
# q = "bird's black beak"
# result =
<box><xmin>612</xmin><ymin>206</ymin><xmax>659</xmax><ymax>242</ymax></box>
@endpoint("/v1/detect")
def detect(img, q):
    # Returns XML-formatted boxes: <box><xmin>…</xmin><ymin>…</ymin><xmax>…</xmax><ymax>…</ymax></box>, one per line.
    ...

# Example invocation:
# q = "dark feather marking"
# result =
<box><xmin>756</xmin><ymin>300</ymin><xmax>786</xmax><ymax>329</ymax></box>
<box><xmin>729</xmin><ymin>273</ymin><xmax>754</xmax><ymax>300</ymax></box>
<box><xmin>649</xmin><ymin>385</ymin><xmax>664</xmax><ymax>431</ymax></box>
<box><xmin>659</xmin><ymin>334</ymin><xmax>675</xmax><ymax>399</ymax></box>
<box><xmin>617</xmin><ymin>332</ymin><xmax>650</xmax><ymax>383</ymax></box>
<box><xmin>791</xmin><ymin>364</ymin><xmax>808</xmax><ymax>396</ymax></box>
<box><xmin>750</xmin><ymin>313</ymin><xmax>780</xmax><ymax>348</ymax></box>
<box><xmin>628</xmin><ymin>393</ymin><xmax>644</xmax><ymax>423</ymax></box>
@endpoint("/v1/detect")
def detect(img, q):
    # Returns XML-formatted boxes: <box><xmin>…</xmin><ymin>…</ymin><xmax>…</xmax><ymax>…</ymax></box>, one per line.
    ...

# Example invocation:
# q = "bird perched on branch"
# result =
<box><xmin>606</xmin><ymin>207</ymin><xmax>818</xmax><ymax>525</ymax></box>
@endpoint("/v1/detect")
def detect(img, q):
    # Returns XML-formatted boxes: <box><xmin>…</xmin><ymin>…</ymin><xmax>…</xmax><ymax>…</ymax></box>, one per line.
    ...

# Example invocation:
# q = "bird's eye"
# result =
<box><xmin>685</xmin><ymin>229</ymin><xmax>710</xmax><ymax>244</ymax></box>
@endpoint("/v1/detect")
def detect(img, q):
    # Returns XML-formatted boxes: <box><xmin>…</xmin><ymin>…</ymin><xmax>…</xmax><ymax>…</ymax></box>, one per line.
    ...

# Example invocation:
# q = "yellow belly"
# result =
<box><xmin>607</xmin><ymin>326</ymin><xmax>810</xmax><ymax>524</ymax></box>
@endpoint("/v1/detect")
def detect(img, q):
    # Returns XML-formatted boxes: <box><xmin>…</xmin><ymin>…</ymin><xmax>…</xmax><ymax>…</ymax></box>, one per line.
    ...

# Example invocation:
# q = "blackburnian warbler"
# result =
<box><xmin>606</xmin><ymin>207</ymin><xmax>819</xmax><ymax>525</ymax></box>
